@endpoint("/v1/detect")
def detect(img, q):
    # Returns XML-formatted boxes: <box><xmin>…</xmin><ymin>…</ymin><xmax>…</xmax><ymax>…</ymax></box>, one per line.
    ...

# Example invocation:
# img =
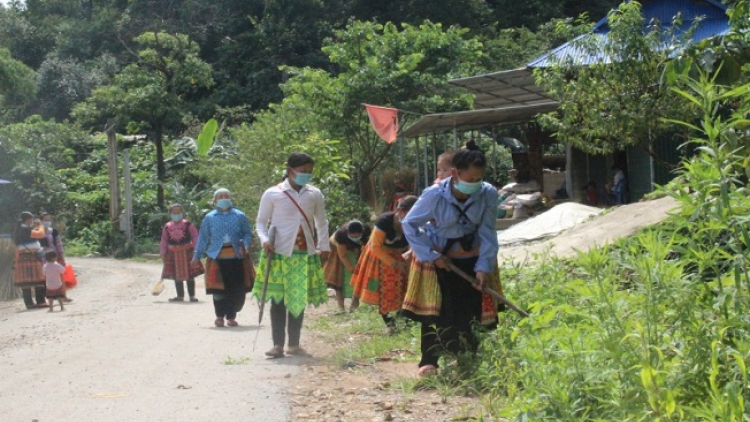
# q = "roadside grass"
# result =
<box><xmin>308</xmin><ymin>304</ymin><xmax>421</xmax><ymax>367</ymax></box>
<box><xmin>64</xmin><ymin>239</ymin><xmax>96</xmax><ymax>257</ymax></box>
<box><xmin>222</xmin><ymin>356</ymin><xmax>252</xmax><ymax>365</ymax></box>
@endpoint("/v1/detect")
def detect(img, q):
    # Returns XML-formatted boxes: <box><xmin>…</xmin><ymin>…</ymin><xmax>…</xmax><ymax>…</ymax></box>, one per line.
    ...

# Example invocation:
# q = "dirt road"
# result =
<box><xmin>0</xmin><ymin>258</ymin><xmax>301</xmax><ymax>422</ymax></box>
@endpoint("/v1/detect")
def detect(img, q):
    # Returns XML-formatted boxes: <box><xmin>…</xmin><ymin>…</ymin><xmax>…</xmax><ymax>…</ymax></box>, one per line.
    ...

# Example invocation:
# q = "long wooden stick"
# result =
<box><xmin>253</xmin><ymin>227</ymin><xmax>275</xmax><ymax>351</ymax></box>
<box><xmin>448</xmin><ymin>263</ymin><xmax>530</xmax><ymax>318</ymax></box>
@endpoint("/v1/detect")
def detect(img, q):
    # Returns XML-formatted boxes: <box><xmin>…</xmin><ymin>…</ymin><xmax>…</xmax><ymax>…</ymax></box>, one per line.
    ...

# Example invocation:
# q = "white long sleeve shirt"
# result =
<box><xmin>256</xmin><ymin>180</ymin><xmax>330</xmax><ymax>257</ymax></box>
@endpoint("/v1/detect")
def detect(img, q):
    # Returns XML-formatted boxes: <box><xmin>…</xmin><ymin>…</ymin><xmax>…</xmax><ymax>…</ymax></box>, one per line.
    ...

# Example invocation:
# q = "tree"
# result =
<box><xmin>32</xmin><ymin>53</ymin><xmax>117</xmax><ymax>121</ymax></box>
<box><xmin>73</xmin><ymin>31</ymin><xmax>214</xmax><ymax>208</ymax></box>
<box><xmin>283</xmin><ymin>20</ymin><xmax>485</xmax><ymax>201</ymax></box>
<box><xmin>0</xmin><ymin>47</ymin><xmax>36</xmax><ymax>123</ymax></box>
<box><xmin>0</xmin><ymin>116</ymin><xmax>95</xmax><ymax>230</ymax></box>
<box><xmin>535</xmin><ymin>2</ymin><xmax>694</xmax><ymax>161</ymax></box>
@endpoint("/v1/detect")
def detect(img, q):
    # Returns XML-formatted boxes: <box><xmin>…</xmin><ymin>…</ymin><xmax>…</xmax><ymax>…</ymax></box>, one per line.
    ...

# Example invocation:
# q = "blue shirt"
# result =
<box><xmin>193</xmin><ymin>208</ymin><xmax>253</xmax><ymax>260</ymax></box>
<box><xmin>402</xmin><ymin>177</ymin><xmax>499</xmax><ymax>273</ymax></box>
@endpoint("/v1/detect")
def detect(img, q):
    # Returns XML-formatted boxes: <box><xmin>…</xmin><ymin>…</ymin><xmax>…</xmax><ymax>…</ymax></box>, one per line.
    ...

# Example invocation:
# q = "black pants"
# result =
<box><xmin>22</xmin><ymin>286</ymin><xmax>46</xmax><ymax>307</ymax></box>
<box><xmin>212</xmin><ymin>259</ymin><xmax>246</xmax><ymax>320</ymax></box>
<box><xmin>174</xmin><ymin>279</ymin><xmax>196</xmax><ymax>298</ymax></box>
<box><xmin>270</xmin><ymin>301</ymin><xmax>304</xmax><ymax>347</ymax></box>
<box><xmin>419</xmin><ymin>256</ymin><xmax>483</xmax><ymax>368</ymax></box>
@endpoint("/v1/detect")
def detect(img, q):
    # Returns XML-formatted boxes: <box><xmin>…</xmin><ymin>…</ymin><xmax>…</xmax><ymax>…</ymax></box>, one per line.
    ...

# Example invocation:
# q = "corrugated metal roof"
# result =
<box><xmin>449</xmin><ymin>68</ymin><xmax>554</xmax><ymax>109</ymax></box>
<box><xmin>528</xmin><ymin>0</ymin><xmax>729</xmax><ymax>67</ymax></box>
<box><xmin>399</xmin><ymin>102</ymin><xmax>559</xmax><ymax>138</ymax></box>
<box><xmin>429</xmin><ymin>0</ymin><xmax>731</xmax><ymax>137</ymax></box>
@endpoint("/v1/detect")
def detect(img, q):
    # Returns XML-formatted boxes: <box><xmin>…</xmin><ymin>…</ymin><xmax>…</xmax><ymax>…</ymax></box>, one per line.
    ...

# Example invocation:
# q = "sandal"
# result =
<box><xmin>417</xmin><ymin>364</ymin><xmax>438</xmax><ymax>377</ymax></box>
<box><xmin>168</xmin><ymin>297</ymin><xmax>184</xmax><ymax>302</ymax></box>
<box><xmin>227</xmin><ymin>319</ymin><xmax>239</xmax><ymax>327</ymax></box>
<box><xmin>214</xmin><ymin>318</ymin><xmax>225</xmax><ymax>327</ymax></box>
<box><xmin>285</xmin><ymin>346</ymin><xmax>311</xmax><ymax>357</ymax></box>
<box><xmin>265</xmin><ymin>345</ymin><xmax>284</xmax><ymax>358</ymax></box>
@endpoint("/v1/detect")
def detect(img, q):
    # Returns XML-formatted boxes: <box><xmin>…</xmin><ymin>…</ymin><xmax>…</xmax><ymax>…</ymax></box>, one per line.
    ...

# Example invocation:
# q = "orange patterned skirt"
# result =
<box><xmin>350</xmin><ymin>245</ymin><xmax>408</xmax><ymax>314</ymax></box>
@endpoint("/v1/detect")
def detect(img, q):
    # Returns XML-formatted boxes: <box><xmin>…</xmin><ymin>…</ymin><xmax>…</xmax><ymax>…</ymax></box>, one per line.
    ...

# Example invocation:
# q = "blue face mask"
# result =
<box><xmin>216</xmin><ymin>199</ymin><xmax>232</xmax><ymax>209</ymax></box>
<box><xmin>347</xmin><ymin>235</ymin><xmax>361</xmax><ymax>243</ymax></box>
<box><xmin>454</xmin><ymin>178</ymin><xmax>482</xmax><ymax>195</ymax></box>
<box><xmin>170</xmin><ymin>214</ymin><xmax>183</xmax><ymax>221</ymax></box>
<box><xmin>293</xmin><ymin>172</ymin><xmax>313</xmax><ymax>187</ymax></box>
<box><xmin>43</xmin><ymin>221</ymin><xmax>52</xmax><ymax>228</ymax></box>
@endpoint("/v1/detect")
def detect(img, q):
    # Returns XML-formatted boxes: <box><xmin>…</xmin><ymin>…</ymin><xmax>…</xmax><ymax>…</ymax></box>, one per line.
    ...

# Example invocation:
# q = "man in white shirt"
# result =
<box><xmin>254</xmin><ymin>153</ymin><xmax>331</xmax><ymax>358</ymax></box>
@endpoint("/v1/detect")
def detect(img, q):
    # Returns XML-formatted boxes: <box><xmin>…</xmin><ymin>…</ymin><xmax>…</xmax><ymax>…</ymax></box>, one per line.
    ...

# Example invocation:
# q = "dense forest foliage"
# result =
<box><xmin>2</xmin><ymin>1</ymin><xmax>750</xmax><ymax>419</ymax></box>
<box><xmin>0</xmin><ymin>0</ymin><xmax>621</xmax><ymax>240</ymax></box>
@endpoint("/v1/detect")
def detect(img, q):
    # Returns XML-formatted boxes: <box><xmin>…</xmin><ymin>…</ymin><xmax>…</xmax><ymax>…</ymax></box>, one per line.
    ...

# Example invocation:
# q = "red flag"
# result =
<box><xmin>364</xmin><ymin>104</ymin><xmax>399</xmax><ymax>144</ymax></box>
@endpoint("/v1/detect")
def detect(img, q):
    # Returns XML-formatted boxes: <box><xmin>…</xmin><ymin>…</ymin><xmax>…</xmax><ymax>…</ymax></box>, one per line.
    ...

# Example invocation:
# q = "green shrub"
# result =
<box><xmin>461</xmin><ymin>72</ymin><xmax>750</xmax><ymax>421</ymax></box>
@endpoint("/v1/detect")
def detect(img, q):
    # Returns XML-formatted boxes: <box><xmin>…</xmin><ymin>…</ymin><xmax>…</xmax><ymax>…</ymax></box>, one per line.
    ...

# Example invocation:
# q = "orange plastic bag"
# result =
<box><xmin>62</xmin><ymin>264</ymin><xmax>77</xmax><ymax>289</ymax></box>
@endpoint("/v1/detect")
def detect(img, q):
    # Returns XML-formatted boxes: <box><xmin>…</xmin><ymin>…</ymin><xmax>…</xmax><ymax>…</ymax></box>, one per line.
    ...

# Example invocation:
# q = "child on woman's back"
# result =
<box><xmin>43</xmin><ymin>251</ymin><xmax>66</xmax><ymax>312</ymax></box>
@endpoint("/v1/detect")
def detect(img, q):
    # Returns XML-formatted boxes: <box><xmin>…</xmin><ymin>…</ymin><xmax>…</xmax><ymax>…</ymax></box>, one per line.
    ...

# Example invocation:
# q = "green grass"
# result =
<box><xmin>63</xmin><ymin>239</ymin><xmax>97</xmax><ymax>257</ymax></box>
<box><xmin>308</xmin><ymin>304</ymin><xmax>421</xmax><ymax>366</ymax></box>
<box><xmin>222</xmin><ymin>356</ymin><xmax>252</xmax><ymax>365</ymax></box>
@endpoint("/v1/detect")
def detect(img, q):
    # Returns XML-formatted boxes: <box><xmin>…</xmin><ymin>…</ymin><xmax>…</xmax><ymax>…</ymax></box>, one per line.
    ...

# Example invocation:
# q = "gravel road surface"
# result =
<box><xmin>0</xmin><ymin>257</ymin><xmax>299</xmax><ymax>422</ymax></box>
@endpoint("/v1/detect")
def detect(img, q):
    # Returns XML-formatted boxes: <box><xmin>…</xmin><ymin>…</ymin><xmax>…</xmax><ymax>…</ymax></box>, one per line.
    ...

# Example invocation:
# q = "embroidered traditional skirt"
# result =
<box><xmin>14</xmin><ymin>251</ymin><xmax>45</xmax><ymax>287</ymax></box>
<box><xmin>402</xmin><ymin>258</ymin><xmax>503</xmax><ymax>326</ymax></box>
<box><xmin>162</xmin><ymin>245</ymin><xmax>204</xmax><ymax>281</ymax></box>
<box><xmin>323</xmin><ymin>249</ymin><xmax>359</xmax><ymax>298</ymax></box>
<box><xmin>204</xmin><ymin>255</ymin><xmax>255</xmax><ymax>294</ymax></box>
<box><xmin>252</xmin><ymin>250</ymin><xmax>328</xmax><ymax>318</ymax></box>
<box><xmin>350</xmin><ymin>245</ymin><xmax>408</xmax><ymax>314</ymax></box>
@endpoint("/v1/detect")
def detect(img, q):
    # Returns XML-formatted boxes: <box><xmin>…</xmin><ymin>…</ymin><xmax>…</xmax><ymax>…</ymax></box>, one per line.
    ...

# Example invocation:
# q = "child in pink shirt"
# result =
<box><xmin>43</xmin><ymin>251</ymin><xmax>66</xmax><ymax>312</ymax></box>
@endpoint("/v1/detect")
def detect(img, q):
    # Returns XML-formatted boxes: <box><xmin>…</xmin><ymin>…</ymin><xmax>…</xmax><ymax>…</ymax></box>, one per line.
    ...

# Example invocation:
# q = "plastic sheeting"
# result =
<box><xmin>497</xmin><ymin>202</ymin><xmax>603</xmax><ymax>245</ymax></box>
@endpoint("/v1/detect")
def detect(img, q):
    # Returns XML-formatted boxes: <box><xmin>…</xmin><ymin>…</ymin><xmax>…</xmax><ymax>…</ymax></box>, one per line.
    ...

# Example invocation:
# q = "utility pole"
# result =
<box><xmin>106</xmin><ymin>120</ymin><xmax>121</xmax><ymax>231</ymax></box>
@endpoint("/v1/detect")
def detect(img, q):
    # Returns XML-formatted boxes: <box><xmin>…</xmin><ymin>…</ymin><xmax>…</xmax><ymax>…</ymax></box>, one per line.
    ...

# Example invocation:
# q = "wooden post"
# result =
<box><xmin>491</xmin><ymin>126</ymin><xmax>498</xmax><ymax>183</ymax></box>
<box><xmin>414</xmin><ymin>137</ymin><xmax>420</xmax><ymax>193</ymax></box>
<box><xmin>122</xmin><ymin>149</ymin><xmax>134</xmax><ymax>241</ymax></box>
<box><xmin>106</xmin><ymin>120</ymin><xmax>121</xmax><ymax>231</ymax></box>
<box><xmin>422</xmin><ymin>136</ymin><xmax>429</xmax><ymax>189</ymax></box>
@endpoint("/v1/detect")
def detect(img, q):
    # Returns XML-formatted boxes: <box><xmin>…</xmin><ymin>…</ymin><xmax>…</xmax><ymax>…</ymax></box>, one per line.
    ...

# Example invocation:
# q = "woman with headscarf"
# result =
<box><xmin>350</xmin><ymin>195</ymin><xmax>418</xmax><ymax>333</ymax></box>
<box><xmin>191</xmin><ymin>189</ymin><xmax>254</xmax><ymax>327</ymax></box>
<box><xmin>13</xmin><ymin>211</ymin><xmax>47</xmax><ymax>309</ymax></box>
<box><xmin>323</xmin><ymin>220</ymin><xmax>371</xmax><ymax>313</ymax></box>
<box><xmin>254</xmin><ymin>153</ymin><xmax>330</xmax><ymax>358</ymax></box>
<box><xmin>402</xmin><ymin>141</ymin><xmax>500</xmax><ymax>377</ymax></box>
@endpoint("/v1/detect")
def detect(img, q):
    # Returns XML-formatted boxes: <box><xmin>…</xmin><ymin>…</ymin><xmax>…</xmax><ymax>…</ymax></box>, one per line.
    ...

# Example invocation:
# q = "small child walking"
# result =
<box><xmin>43</xmin><ymin>251</ymin><xmax>66</xmax><ymax>312</ymax></box>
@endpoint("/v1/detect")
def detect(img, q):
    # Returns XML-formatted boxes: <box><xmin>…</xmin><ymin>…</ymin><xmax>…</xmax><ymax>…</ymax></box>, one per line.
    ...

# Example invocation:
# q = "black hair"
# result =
<box><xmin>452</xmin><ymin>140</ymin><xmax>486</xmax><ymax>170</ymax></box>
<box><xmin>397</xmin><ymin>195</ymin><xmax>418</xmax><ymax>211</ymax></box>
<box><xmin>45</xmin><ymin>250</ymin><xmax>58</xmax><ymax>262</ymax></box>
<box><xmin>287</xmin><ymin>153</ymin><xmax>314</xmax><ymax>168</ymax></box>
<box><xmin>335</xmin><ymin>221</ymin><xmax>371</xmax><ymax>250</ymax></box>
<box><xmin>346</xmin><ymin>220</ymin><xmax>364</xmax><ymax>234</ymax></box>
